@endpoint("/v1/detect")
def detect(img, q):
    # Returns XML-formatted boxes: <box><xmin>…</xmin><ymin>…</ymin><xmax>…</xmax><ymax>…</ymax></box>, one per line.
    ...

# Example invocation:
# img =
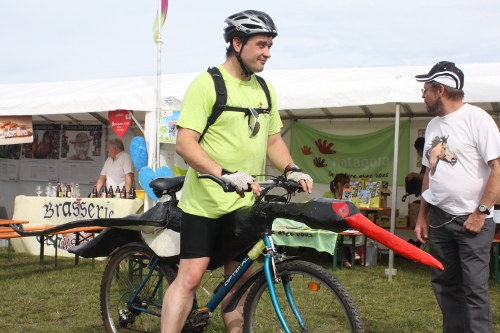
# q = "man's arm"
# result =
<box><xmin>175</xmin><ymin>127</ymin><xmax>223</xmax><ymax>176</ymax></box>
<box><xmin>95</xmin><ymin>175</ymin><xmax>106</xmax><ymax>195</ymax></box>
<box><xmin>125</xmin><ymin>173</ymin><xmax>134</xmax><ymax>198</ymax></box>
<box><xmin>463</xmin><ymin>157</ymin><xmax>500</xmax><ymax>233</ymax></box>
<box><xmin>266</xmin><ymin>133</ymin><xmax>312</xmax><ymax>194</ymax></box>
<box><xmin>414</xmin><ymin>167</ymin><xmax>430</xmax><ymax>243</ymax></box>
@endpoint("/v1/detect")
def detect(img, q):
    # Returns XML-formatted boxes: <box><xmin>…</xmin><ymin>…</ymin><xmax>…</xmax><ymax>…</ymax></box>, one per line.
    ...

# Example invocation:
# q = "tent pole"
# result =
<box><xmin>154</xmin><ymin>0</ymin><xmax>162</xmax><ymax>172</ymax></box>
<box><xmin>388</xmin><ymin>103</ymin><xmax>401</xmax><ymax>282</ymax></box>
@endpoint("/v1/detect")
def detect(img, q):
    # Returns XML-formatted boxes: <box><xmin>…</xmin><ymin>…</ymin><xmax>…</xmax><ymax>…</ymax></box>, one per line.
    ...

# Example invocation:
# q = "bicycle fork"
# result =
<box><xmin>262</xmin><ymin>235</ymin><xmax>308</xmax><ymax>333</ymax></box>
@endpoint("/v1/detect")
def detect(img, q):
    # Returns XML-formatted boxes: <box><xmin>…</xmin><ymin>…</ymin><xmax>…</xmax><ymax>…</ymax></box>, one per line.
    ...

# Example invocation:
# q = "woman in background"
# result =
<box><xmin>323</xmin><ymin>173</ymin><xmax>359</xmax><ymax>268</ymax></box>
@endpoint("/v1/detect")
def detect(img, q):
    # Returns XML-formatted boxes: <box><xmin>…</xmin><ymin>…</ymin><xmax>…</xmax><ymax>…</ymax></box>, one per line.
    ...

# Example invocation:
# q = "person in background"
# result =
<box><xmin>95</xmin><ymin>138</ymin><xmax>134</xmax><ymax>197</ymax></box>
<box><xmin>414</xmin><ymin>61</ymin><xmax>500</xmax><ymax>333</ymax></box>
<box><xmin>161</xmin><ymin>10</ymin><xmax>313</xmax><ymax>333</ymax></box>
<box><xmin>323</xmin><ymin>173</ymin><xmax>359</xmax><ymax>268</ymax></box>
<box><xmin>67</xmin><ymin>132</ymin><xmax>94</xmax><ymax>161</ymax></box>
<box><xmin>406</xmin><ymin>137</ymin><xmax>426</xmax><ymax>182</ymax></box>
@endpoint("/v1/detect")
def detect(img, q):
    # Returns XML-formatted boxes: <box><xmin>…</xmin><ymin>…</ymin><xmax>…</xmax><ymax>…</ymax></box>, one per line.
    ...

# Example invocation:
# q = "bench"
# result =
<box><xmin>0</xmin><ymin>221</ymin><xmax>104</xmax><ymax>267</ymax></box>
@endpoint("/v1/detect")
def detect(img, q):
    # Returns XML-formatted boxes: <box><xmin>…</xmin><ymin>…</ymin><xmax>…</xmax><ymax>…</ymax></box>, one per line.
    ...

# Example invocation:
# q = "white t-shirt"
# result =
<box><xmin>100</xmin><ymin>151</ymin><xmax>134</xmax><ymax>189</ymax></box>
<box><xmin>422</xmin><ymin>103</ymin><xmax>500</xmax><ymax>217</ymax></box>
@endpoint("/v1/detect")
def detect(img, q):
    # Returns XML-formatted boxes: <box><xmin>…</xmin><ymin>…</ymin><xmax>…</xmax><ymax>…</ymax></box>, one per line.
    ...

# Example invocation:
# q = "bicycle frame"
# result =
<box><xmin>121</xmin><ymin>235</ymin><xmax>300</xmax><ymax>332</ymax></box>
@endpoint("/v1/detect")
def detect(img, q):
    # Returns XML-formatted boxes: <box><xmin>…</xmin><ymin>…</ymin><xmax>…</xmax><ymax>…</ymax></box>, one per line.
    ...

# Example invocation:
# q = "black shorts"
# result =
<box><xmin>180</xmin><ymin>212</ymin><xmax>247</xmax><ymax>262</ymax></box>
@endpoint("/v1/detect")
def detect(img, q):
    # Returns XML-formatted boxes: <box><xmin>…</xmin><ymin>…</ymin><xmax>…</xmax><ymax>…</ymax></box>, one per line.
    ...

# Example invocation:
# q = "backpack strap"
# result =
<box><xmin>198</xmin><ymin>67</ymin><xmax>273</xmax><ymax>143</ymax></box>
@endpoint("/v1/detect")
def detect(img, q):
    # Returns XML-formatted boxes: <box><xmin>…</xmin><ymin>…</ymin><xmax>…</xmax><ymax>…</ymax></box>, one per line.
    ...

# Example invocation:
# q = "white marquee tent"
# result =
<box><xmin>1</xmin><ymin>62</ymin><xmax>499</xmax><ymax>278</ymax></box>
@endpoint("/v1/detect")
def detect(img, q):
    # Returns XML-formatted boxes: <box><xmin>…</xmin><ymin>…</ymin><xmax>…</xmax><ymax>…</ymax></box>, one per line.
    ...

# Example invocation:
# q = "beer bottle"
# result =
<box><xmin>115</xmin><ymin>186</ymin><xmax>121</xmax><ymax>198</ymax></box>
<box><xmin>100</xmin><ymin>186</ymin><xmax>107</xmax><ymax>198</ymax></box>
<box><xmin>107</xmin><ymin>185</ymin><xmax>114</xmax><ymax>198</ymax></box>
<box><xmin>129</xmin><ymin>186</ymin><xmax>136</xmax><ymax>200</ymax></box>
<box><xmin>120</xmin><ymin>186</ymin><xmax>127</xmax><ymax>199</ymax></box>
<box><xmin>66</xmin><ymin>184</ymin><xmax>72</xmax><ymax>198</ymax></box>
<box><xmin>92</xmin><ymin>185</ymin><xmax>98</xmax><ymax>198</ymax></box>
<box><xmin>57</xmin><ymin>183</ymin><xmax>63</xmax><ymax>197</ymax></box>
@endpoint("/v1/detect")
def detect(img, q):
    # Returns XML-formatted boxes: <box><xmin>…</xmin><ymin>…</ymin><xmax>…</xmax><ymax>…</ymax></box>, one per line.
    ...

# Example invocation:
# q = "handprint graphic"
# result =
<box><xmin>313</xmin><ymin>157</ymin><xmax>327</xmax><ymax>168</ymax></box>
<box><xmin>301</xmin><ymin>145</ymin><xmax>313</xmax><ymax>155</ymax></box>
<box><xmin>315</xmin><ymin>139</ymin><xmax>336</xmax><ymax>154</ymax></box>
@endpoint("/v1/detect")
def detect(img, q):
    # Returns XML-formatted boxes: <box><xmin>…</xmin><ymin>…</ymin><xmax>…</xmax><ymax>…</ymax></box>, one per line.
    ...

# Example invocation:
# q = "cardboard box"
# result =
<box><xmin>408</xmin><ymin>203</ymin><xmax>420</xmax><ymax>228</ymax></box>
<box><xmin>376</xmin><ymin>216</ymin><xmax>391</xmax><ymax>228</ymax></box>
<box><xmin>380</xmin><ymin>188</ymin><xmax>391</xmax><ymax>207</ymax></box>
<box><xmin>378</xmin><ymin>209</ymin><xmax>399</xmax><ymax>218</ymax></box>
<box><xmin>396</xmin><ymin>216</ymin><xmax>408</xmax><ymax>228</ymax></box>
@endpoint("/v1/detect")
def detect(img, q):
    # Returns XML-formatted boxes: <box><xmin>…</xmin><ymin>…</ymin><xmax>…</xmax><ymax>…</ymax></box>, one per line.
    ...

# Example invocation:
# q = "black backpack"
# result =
<box><xmin>402</xmin><ymin>177</ymin><xmax>422</xmax><ymax>202</ymax></box>
<box><xmin>198</xmin><ymin>67</ymin><xmax>273</xmax><ymax>143</ymax></box>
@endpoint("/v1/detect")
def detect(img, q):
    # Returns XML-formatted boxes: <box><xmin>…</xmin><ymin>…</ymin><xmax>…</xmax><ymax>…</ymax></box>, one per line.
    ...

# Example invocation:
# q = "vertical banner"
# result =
<box><xmin>0</xmin><ymin>116</ymin><xmax>33</xmax><ymax>145</ymax></box>
<box><xmin>59</xmin><ymin>125</ymin><xmax>103</xmax><ymax>184</ymax></box>
<box><xmin>290</xmin><ymin>121</ymin><xmax>410</xmax><ymax>185</ymax></box>
<box><xmin>20</xmin><ymin>124</ymin><xmax>61</xmax><ymax>182</ymax></box>
<box><xmin>159</xmin><ymin>110</ymin><xmax>180</xmax><ymax>143</ymax></box>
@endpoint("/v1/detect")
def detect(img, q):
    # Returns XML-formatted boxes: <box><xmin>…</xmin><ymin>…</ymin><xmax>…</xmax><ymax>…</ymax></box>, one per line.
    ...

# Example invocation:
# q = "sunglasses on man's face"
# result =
<box><xmin>247</xmin><ymin>108</ymin><xmax>260</xmax><ymax>137</ymax></box>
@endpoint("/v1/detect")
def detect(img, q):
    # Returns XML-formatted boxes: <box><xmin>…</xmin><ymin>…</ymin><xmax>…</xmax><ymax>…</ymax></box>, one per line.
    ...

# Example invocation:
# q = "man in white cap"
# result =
<box><xmin>414</xmin><ymin>61</ymin><xmax>500</xmax><ymax>333</ymax></box>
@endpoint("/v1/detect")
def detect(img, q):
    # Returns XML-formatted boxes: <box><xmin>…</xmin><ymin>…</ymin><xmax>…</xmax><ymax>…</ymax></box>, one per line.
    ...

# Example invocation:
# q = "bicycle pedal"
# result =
<box><xmin>183</xmin><ymin>307</ymin><xmax>212</xmax><ymax>331</ymax></box>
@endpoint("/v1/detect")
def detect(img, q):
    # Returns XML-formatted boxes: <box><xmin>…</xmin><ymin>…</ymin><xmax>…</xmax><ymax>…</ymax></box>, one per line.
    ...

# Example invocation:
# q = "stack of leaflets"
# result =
<box><xmin>349</xmin><ymin>180</ymin><xmax>362</xmax><ymax>206</ymax></box>
<box><xmin>358</xmin><ymin>189</ymin><xmax>371</xmax><ymax>208</ymax></box>
<box><xmin>365</xmin><ymin>180</ymin><xmax>382</xmax><ymax>208</ymax></box>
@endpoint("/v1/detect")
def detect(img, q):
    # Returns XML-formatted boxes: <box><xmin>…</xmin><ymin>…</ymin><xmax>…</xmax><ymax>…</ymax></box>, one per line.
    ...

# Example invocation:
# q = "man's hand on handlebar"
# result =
<box><xmin>286</xmin><ymin>171</ymin><xmax>313</xmax><ymax>194</ymax></box>
<box><xmin>220</xmin><ymin>171</ymin><xmax>256</xmax><ymax>198</ymax></box>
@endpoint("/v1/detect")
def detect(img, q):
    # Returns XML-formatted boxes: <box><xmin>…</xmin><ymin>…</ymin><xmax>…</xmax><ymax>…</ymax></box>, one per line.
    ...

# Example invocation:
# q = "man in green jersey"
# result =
<box><xmin>161</xmin><ymin>10</ymin><xmax>313</xmax><ymax>333</ymax></box>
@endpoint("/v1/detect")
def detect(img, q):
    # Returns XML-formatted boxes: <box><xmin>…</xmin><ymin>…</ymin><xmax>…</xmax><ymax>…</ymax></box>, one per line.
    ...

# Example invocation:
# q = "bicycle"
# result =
<box><xmin>12</xmin><ymin>173</ymin><xmax>442</xmax><ymax>332</ymax></box>
<box><xmin>98</xmin><ymin>173</ymin><xmax>364</xmax><ymax>332</ymax></box>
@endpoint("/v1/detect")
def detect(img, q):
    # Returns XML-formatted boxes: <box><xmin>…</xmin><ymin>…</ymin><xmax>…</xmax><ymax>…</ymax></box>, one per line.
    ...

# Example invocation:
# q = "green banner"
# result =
<box><xmin>290</xmin><ymin>121</ymin><xmax>410</xmax><ymax>185</ymax></box>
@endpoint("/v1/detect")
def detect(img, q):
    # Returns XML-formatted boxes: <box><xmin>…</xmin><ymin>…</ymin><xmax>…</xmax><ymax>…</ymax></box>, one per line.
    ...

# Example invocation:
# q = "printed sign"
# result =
<box><xmin>0</xmin><ymin>116</ymin><xmax>33</xmax><ymax>145</ymax></box>
<box><xmin>108</xmin><ymin>110</ymin><xmax>132</xmax><ymax>138</ymax></box>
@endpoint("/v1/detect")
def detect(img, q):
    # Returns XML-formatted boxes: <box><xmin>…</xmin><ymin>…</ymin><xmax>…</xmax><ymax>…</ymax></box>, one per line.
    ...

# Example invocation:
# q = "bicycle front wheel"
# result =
<box><xmin>100</xmin><ymin>245</ymin><xmax>176</xmax><ymax>333</ymax></box>
<box><xmin>243</xmin><ymin>260</ymin><xmax>364</xmax><ymax>333</ymax></box>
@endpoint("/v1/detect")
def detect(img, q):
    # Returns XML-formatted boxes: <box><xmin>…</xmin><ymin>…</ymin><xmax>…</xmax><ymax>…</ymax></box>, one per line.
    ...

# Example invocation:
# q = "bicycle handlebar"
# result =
<box><xmin>197</xmin><ymin>174</ymin><xmax>302</xmax><ymax>194</ymax></box>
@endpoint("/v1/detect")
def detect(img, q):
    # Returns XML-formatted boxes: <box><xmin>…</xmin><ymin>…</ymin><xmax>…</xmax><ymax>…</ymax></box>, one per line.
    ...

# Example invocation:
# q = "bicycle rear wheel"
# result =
<box><xmin>100</xmin><ymin>245</ymin><xmax>176</xmax><ymax>333</ymax></box>
<box><xmin>243</xmin><ymin>260</ymin><xmax>364</xmax><ymax>333</ymax></box>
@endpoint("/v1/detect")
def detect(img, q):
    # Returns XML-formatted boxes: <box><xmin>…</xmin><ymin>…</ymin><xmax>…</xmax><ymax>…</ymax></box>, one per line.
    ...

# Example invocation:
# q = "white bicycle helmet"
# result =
<box><xmin>223</xmin><ymin>10</ymin><xmax>278</xmax><ymax>43</ymax></box>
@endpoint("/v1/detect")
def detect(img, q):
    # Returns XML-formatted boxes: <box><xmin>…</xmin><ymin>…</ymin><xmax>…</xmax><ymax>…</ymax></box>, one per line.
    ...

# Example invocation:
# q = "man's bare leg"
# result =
<box><xmin>221</xmin><ymin>261</ymin><xmax>254</xmax><ymax>333</ymax></box>
<box><xmin>161</xmin><ymin>257</ymin><xmax>210</xmax><ymax>333</ymax></box>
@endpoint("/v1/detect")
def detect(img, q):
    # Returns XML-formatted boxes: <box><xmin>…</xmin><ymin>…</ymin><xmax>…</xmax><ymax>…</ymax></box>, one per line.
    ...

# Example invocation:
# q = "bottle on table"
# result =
<box><xmin>57</xmin><ymin>183</ymin><xmax>63</xmax><ymax>197</ymax></box>
<box><xmin>107</xmin><ymin>185</ymin><xmax>114</xmax><ymax>198</ymax></box>
<box><xmin>66</xmin><ymin>184</ymin><xmax>72</xmax><ymax>198</ymax></box>
<box><xmin>100</xmin><ymin>186</ymin><xmax>107</xmax><ymax>198</ymax></box>
<box><xmin>120</xmin><ymin>186</ymin><xmax>127</xmax><ymax>199</ymax></box>
<box><xmin>129</xmin><ymin>186</ymin><xmax>136</xmax><ymax>200</ymax></box>
<box><xmin>92</xmin><ymin>185</ymin><xmax>98</xmax><ymax>198</ymax></box>
<box><xmin>115</xmin><ymin>186</ymin><xmax>121</xmax><ymax>198</ymax></box>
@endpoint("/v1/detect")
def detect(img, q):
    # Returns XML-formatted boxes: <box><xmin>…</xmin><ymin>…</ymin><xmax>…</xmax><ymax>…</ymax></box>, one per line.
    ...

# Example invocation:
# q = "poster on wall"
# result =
<box><xmin>159</xmin><ymin>110</ymin><xmax>180</xmax><ymax>144</ymax></box>
<box><xmin>0</xmin><ymin>116</ymin><xmax>33</xmax><ymax>145</ymax></box>
<box><xmin>0</xmin><ymin>144</ymin><xmax>21</xmax><ymax>181</ymax></box>
<box><xmin>59</xmin><ymin>125</ymin><xmax>103</xmax><ymax>184</ymax></box>
<box><xmin>19</xmin><ymin>124</ymin><xmax>61</xmax><ymax>182</ymax></box>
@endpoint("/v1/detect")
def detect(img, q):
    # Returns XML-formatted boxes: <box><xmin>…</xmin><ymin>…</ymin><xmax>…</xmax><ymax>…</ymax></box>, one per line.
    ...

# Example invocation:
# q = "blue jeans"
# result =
<box><xmin>428</xmin><ymin>205</ymin><xmax>494</xmax><ymax>333</ymax></box>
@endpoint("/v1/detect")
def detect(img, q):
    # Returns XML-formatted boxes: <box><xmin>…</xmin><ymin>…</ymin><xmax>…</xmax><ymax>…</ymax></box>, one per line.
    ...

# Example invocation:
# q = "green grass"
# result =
<box><xmin>0</xmin><ymin>247</ymin><xmax>499</xmax><ymax>333</ymax></box>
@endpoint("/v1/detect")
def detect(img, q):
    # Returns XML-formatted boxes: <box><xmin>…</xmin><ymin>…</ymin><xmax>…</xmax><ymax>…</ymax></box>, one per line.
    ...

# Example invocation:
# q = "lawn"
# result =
<box><xmin>0</xmin><ymin>247</ymin><xmax>499</xmax><ymax>332</ymax></box>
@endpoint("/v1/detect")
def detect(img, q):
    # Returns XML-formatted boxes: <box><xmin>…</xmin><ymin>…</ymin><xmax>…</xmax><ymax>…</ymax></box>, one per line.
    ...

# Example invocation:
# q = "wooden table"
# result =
<box><xmin>333</xmin><ymin>231</ymin><xmax>366</xmax><ymax>271</ymax></box>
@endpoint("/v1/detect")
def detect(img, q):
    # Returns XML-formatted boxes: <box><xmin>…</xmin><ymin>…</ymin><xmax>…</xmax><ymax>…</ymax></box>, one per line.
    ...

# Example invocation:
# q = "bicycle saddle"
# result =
<box><xmin>149</xmin><ymin>176</ymin><xmax>185</xmax><ymax>198</ymax></box>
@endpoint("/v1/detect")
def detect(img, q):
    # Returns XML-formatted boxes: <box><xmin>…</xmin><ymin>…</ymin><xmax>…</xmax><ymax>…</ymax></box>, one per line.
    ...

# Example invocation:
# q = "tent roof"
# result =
<box><xmin>1</xmin><ymin>63</ymin><xmax>499</xmax><ymax>123</ymax></box>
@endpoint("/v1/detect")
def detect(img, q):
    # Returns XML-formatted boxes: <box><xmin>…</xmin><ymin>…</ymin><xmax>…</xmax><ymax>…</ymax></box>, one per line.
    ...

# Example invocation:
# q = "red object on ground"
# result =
<box><xmin>344</xmin><ymin>212</ymin><xmax>444</xmax><ymax>270</ymax></box>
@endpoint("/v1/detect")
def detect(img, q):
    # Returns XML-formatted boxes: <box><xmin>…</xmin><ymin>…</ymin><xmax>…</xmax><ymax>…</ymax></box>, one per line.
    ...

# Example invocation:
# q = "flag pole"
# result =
<box><xmin>154</xmin><ymin>0</ymin><xmax>162</xmax><ymax>172</ymax></box>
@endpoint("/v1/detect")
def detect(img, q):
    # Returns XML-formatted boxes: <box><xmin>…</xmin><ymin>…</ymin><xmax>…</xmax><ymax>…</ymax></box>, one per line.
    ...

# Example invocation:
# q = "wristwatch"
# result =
<box><xmin>478</xmin><ymin>204</ymin><xmax>490</xmax><ymax>215</ymax></box>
